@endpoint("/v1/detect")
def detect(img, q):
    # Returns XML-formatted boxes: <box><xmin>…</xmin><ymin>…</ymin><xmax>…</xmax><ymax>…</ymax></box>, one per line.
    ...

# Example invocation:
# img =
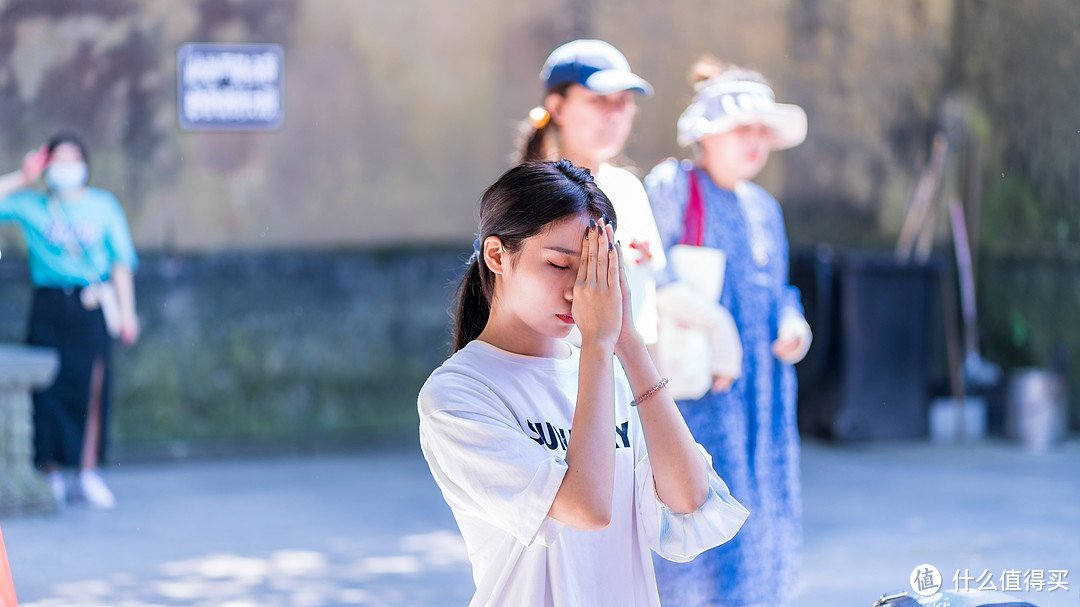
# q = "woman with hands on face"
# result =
<box><xmin>0</xmin><ymin>132</ymin><xmax>139</xmax><ymax>511</ymax></box>
<box><xmin>417</xmin><ymin>160</ymin><xmax>748</xmax><ymax>607</ymax></box>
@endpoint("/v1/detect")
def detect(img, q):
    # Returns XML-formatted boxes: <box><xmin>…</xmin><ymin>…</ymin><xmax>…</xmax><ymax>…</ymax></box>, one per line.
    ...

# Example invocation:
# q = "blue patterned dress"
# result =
<box><xmin>645</xmin><ymin>159</ymin><xmax>803</xmax><ymax>607</ymax></box>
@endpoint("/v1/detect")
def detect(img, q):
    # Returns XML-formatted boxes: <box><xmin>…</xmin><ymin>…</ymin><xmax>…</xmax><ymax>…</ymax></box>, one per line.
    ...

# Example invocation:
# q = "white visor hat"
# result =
<box><xmin>676</xmin><ymin>79</ymin><xmax>807</xmax><ymax>150</ymax></box>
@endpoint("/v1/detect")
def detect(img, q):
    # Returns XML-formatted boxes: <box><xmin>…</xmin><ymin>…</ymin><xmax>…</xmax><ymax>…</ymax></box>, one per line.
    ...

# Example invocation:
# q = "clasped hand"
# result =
<box><xmin>571</xmin><ymin>218</ymin><xmax>638</xmax><ymax>352</ymax></box>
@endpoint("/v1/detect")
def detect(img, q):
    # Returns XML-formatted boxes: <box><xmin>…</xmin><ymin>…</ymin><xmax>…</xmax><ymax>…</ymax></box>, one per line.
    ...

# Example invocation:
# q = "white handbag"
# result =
<box><xmin>656</xmin><ymin>169</ymin><xmax>741</xmax><ymax>400</ymax></box>
<box><xmin>79</xmin><ymin>281</ymin><xmax>123</xmax><ymax>338</ymax></box>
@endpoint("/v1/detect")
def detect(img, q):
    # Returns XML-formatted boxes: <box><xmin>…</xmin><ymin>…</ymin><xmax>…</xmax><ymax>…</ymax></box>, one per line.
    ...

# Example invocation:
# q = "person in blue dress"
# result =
<box><xmin>645</xmin><ymin>57</ymin><xmax>812</xmax><ymax>607</ymax></box>
<box><xmin>0</xmin><ymin>132</ymin><xmax>139</xmax><ymax>510</ymax></box>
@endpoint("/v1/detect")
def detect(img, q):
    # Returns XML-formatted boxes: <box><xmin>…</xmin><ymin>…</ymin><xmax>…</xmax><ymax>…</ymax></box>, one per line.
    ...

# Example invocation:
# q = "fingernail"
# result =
<box><xmin>601</xmin><ymin>213</ymin><xmax>609</xmax><ymax>225</ymax></box>
<box><xmin>589</xmin><ymin>218</ymin><xmax>596</xmax><ymax>227</ymax></box>
<box><xmin>608</xmin><ymin>242</ymin><xmax>614</xmax><ymax>251</ymax></box>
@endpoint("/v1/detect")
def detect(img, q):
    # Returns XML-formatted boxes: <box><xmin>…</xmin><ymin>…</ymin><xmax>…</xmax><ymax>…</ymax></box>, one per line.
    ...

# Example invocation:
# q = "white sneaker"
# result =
<box><xmin>47</xmin><ymin>470</ymin><xmax>66</xmax><ymax>508</ymax></box>
<box><xmin>77</xmin><ymin>469</ymin><xmax>116</xmax><ymax>509</ymax></box>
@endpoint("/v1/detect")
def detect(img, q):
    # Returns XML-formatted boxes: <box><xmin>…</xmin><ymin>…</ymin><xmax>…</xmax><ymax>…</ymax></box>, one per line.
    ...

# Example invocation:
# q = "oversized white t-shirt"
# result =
<box><xmin>418</xmin><ymin>340</ymin><xmax>749</xmax><ymax>607</ymax></box>
<box><xmin>594</xmin><ymin>164</ymin><xmax>667</xmax><ymax>344</ymax></box>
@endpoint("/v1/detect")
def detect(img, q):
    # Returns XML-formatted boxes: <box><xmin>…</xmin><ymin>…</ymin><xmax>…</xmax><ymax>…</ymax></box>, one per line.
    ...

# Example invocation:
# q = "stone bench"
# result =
<box><xmin>0</xmin><ymin>344</ymin><xmax>59</xmax><ymax>517</ymax></box>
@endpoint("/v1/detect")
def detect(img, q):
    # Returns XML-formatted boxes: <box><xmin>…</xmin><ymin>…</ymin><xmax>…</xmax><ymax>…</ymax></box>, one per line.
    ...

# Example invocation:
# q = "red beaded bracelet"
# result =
<box><xmin>631</xmin><ymin>377</ymin><xmax>668</xmax><ymax>407</ymax></box>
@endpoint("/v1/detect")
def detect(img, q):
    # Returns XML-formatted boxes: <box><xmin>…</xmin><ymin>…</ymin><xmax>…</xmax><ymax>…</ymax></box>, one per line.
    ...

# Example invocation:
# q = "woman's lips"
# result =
<box><xmin>556</xmin><ymin>314</ymin><xmax>575</xmax><ymax>324</ymax></box>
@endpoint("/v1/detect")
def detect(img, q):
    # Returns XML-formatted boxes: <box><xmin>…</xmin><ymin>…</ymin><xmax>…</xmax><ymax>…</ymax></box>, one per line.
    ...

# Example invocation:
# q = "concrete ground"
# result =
<box><xmin>2</xmin><ymin>438</ymin><xmax>1078</xmax><ymax>607</ymax></box>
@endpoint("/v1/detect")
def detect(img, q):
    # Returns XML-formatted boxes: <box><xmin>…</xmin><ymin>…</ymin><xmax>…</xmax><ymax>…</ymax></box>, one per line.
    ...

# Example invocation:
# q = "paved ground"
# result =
<box><xmin>2</xmin><ymin>437</ymin><xmax>1078</xmax><ymax>607</ymax></box>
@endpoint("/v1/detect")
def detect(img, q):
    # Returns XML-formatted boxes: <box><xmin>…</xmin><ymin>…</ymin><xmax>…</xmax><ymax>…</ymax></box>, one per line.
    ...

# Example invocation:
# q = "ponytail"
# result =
<box><xmin>689</xmin><ymin>55</ymin><xmax>769</xmax><ymax>88</ymax></box>
<box><xmin>521</xmin><ymin>121</ymin><xmax>551</xmax><ymax>163</ymax></box>
<box><xmin>515</xmin><ymin>84</ymin><xmax>570</xmax><ymax>164</ymax></box>
<box><xmin>517</xmin><ymin>108</ymin><xmax>555</xmax><ymax>164</ymax></box>
<box><xmin>453</xmin><ymin>258</ymin><xmax>492</xmax><ymax>352</ymax></box>
<box><xmin>689</xmin><ymin>55</ymin><xmax>726</xmax><ymax>85</ymax></box>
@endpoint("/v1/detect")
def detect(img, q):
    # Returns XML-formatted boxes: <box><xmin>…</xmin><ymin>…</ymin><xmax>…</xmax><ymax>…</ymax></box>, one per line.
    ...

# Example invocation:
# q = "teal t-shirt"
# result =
<box><xmin>0</xmin><ymin>187</ymin><xmax>138</xmax><ymax>288</ymax></box>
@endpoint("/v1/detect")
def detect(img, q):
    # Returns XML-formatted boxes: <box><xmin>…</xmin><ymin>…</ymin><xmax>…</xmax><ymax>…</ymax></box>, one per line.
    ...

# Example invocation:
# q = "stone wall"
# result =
<box><xmin>0</xmin><ymin>247</ymin><xmax>467</xmax><ymax>456</ymax></box>
<box><xmin>4</xmin><ymin>244</ymin><xmax>1076</xmax><ymax>459</ymax></box>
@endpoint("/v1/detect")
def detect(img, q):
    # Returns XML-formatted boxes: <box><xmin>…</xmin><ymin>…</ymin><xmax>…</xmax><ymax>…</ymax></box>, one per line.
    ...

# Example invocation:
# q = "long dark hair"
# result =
<box><xmin>453</xmin><ymin>159</ymin><xmax>617</xmax><ymax>351</ymax></box>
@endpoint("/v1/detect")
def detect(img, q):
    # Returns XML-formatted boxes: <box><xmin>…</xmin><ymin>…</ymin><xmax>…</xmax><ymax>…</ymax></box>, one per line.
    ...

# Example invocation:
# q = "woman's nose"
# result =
<box><xmin>603</xmin><ymin>95</ymin><xmax>631</xmax><ymax>114</ymax></box>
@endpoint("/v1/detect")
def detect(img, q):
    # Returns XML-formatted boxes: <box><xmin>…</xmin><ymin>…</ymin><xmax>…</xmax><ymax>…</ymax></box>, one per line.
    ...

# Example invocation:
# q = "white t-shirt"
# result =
<box><xmin>418</xmin><ymin>340</ymin><xmax>749</xmax><ymax>607</ymax></box>
<box><xmin>594</xmin><ymin>164</ymin><xmax>667</xmax><ymax>344</ymax></box>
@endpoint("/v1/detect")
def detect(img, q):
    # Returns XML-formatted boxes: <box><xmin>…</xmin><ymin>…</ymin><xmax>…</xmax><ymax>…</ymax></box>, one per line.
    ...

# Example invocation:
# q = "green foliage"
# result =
<box><xmin>954</xmin><ymin>0</ymin><xmax>1080</xmax><ymax>252</ymax></box>
<box><xmin>979</xmin><ymin>176</ymin><xmax>1053</xmax><ymax>248</ymax></box>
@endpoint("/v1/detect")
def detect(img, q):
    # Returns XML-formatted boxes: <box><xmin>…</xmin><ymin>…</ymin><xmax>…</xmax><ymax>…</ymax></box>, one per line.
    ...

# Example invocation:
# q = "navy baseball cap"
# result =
<box><xmin>540</xmin><ymin>39</ymin><xmax>653</xmax><ymax>96</ymax></box>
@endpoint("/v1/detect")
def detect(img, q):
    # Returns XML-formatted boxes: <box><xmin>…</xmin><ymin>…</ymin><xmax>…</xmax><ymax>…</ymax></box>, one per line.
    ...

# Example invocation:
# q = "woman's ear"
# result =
<box><xmin>482</xmin><ymin>236</ymin><xmax>507</xmax><ymax>275</ymax></box>
<box><xmin>544</xmin><ymin>92</ymin><xmax>563</xmax><ymax>125</ymax></box>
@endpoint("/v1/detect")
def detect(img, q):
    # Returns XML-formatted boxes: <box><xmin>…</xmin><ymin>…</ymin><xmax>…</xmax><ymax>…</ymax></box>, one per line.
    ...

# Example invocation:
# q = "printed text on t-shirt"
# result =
<box><xmin>527</xmin><ymin>420</ymin><xmax>631</xmax><ymax>451</ymax></box>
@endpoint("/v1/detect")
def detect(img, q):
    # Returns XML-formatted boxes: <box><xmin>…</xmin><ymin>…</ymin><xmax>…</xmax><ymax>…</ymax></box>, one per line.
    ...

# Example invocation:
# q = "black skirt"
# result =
<box><xmin>26</xmin><ymin>288</ymin><xmax>111</xmax><ymax>469</ymax></box>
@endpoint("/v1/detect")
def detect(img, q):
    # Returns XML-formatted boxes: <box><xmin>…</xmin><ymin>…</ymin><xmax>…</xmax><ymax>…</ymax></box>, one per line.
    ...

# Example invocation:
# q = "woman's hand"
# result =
<box><xmin>772</xmin><ymin>311</ymin><xmax>812</xmax><ymax>364</ymax></box>
<box><xmin>613</xmin><ymin>237</ymin><xmax>644</xmax><ymax>357</ymax></box>
<box><xmin>110</xmin><ymin>264</ymin><xmax>139</xmax><ymax>347</ymax></box>
<box><xmin>21</xmin><ymin>145</ymin><xmax>48</xmax><ymax>185</ymax></box>
<box><xmin>0</xmin><ymin>145</ymin><xmax>47</xmax><ymax>200</ymax></box>
<box><xmin>572</xmin><ymin>218</ymin><xmax>622</xmax><ymax>350</ymax></box>
<box><xmin>771</xmin><ymin>336</ymin><xmax>803</xmax><ymax>360</ymax></box>
<box><xmin>119</xmin><ymin>314</ymin><xmax>140</xmax><ymax>346</ymax></box>
<box><xmin>711</xmin><ymin>374</ymin><xmax>734</xmax><ymax>393</ymax></box>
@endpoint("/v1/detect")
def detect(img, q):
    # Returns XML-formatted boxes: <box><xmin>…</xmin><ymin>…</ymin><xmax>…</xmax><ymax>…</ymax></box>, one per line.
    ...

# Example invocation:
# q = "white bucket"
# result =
<box><xmin>1006</xmin><ymin>368</ymin><xmax>1067</xmax><ymax>453</ymax></box>
<box><xmin>929</xmin><ymin>396</ymin><xmax>987</xmax><ymax>444</ymax></box>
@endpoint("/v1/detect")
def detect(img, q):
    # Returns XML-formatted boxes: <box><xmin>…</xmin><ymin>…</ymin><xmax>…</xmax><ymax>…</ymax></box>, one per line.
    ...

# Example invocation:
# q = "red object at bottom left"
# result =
<box><xmin>0</xmin><ymin>524</ymin><xmax>16</xmax><ymax>606</ymax></box>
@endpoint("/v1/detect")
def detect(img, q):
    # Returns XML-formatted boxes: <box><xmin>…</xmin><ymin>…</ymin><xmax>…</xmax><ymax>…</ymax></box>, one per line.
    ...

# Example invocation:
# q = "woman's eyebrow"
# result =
<box><xmin>544</xmin><ymin>246</ymin><xmax>580</xmax><ymax>255</ymax></box>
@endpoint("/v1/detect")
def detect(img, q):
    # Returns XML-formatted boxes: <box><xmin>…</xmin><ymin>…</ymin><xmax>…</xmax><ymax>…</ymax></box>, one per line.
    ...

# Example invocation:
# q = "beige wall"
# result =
<box><xmin>0</xmin><ymin>0</ymin><xmax>1059</xmax><ymax>252</ymax></box>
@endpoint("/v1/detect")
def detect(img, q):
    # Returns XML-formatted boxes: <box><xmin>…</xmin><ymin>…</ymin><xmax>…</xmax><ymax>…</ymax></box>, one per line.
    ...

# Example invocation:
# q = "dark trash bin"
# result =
<box><xmin>833</xmin><ymin>253</ymin><xmax>943</xmax><ymax>441</ymax></box>
<box><xmin>793</xmin><ymin>250</ymin><xmax>943</xmax><ymax>442</ymax></box>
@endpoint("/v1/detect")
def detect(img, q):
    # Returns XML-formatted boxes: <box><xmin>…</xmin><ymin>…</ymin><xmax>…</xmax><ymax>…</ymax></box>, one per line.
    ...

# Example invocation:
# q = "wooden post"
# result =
<box><xmin>965</xmin><ymin>140</ymin><xmax>983</xmax><ymax>278</ymax></box>
<box><xmin>896</xmin><ymin>134</ymin><xmax>949</xmax><ymax>264</ymax></box>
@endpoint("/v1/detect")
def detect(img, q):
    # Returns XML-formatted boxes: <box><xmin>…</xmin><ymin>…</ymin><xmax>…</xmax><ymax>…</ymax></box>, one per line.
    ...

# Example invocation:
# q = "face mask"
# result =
<box><xmin>45</xmin><ymin>162</ymin><xmax>88</xmax><ymax>193</ymax></box>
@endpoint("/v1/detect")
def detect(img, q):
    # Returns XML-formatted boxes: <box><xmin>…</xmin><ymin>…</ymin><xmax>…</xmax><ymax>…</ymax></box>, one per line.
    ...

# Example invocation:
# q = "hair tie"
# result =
<box><xmin>469</xmin><ymin>236</ymin><xmax>481</xmax><ymax>263</ymax></box>
<box><xmin>528</xmin><ymin>106</ymin><xmax>550</xmax><ymax>130</ymax></box>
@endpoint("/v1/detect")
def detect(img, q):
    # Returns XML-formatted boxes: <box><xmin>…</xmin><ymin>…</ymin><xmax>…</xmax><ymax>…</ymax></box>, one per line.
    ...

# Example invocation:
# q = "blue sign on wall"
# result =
<box><xmin>177</xmin><ymin>43</ymin><xmax>284</xmax><ymax>130</ymax></box>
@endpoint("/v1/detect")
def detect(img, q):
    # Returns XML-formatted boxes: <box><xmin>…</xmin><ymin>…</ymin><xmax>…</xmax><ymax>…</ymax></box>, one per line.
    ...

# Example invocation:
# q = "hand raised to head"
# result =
<box><xmin>572</xmin><ymin>217</ymin><xmax>622</xmax><ymax>350</ymax></box>
<box><xmin>21</xmin><ymin>145</ymin><xmax>48</xmax><ymax>184</ymax></box>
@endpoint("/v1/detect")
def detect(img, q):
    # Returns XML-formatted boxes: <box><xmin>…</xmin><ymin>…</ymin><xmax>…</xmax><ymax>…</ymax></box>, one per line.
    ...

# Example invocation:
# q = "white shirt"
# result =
<box><xmin>418</xmin><ymin>340</ymin><xmax>749</xmax><ymax>607</ymax></box>
<box><xmin>594</xmin><ymin>164</ymin><xmax>667</xmax><ymax>344</ymax></box>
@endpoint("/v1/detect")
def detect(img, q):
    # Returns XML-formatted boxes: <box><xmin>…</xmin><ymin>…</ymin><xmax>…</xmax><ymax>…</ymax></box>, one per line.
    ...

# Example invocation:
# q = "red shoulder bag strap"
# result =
<box><xmin>678</xmin><ymin>168</ymin><xmax>706</xmax><ymax>247</ymax></box>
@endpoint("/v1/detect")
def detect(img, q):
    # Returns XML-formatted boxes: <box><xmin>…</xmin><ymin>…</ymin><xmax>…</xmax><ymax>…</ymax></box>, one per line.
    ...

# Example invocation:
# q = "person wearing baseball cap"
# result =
<box><xmin>518</xmin><ymin>39</ymin><xmax>668</xmax><ymax>352</ymax></box>
<box><xmin>645</xmin><ymin>56</ymin><xmax>811</xmax><ymax>607</ymax></box>
<box><xmin>521</xmin><ymin>39</ymin><xmax>652</xmax><ymax>169</ymax></box>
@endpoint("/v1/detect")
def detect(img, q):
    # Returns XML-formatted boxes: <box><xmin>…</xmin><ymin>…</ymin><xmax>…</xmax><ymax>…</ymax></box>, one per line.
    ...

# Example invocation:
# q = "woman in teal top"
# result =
<box><xmin>0</xmin><ymin>132</ymin><xmax>138</xmax><ymax>510</ymax></box>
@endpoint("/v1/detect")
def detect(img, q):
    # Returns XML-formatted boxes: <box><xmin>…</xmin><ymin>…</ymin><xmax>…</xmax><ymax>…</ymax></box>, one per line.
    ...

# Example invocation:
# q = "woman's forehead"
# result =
<box><xmin>703</xmin><ymin>122</ymin><xmax>773</xmax><ymax>143</ymax></box>
<box><xmin>534</xmin><ymin>213</ymin><xmax>592</xmax><ymax>248</ymax></box>
<box><xmin>566</xmin><ymin>84</ymin><xmax>634</xmax><ymax>105</ymax></box>
<box><xmin>50</xmin><ymin>142</ymin><xmax>83</xmax><ymax>161</ymax></box>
